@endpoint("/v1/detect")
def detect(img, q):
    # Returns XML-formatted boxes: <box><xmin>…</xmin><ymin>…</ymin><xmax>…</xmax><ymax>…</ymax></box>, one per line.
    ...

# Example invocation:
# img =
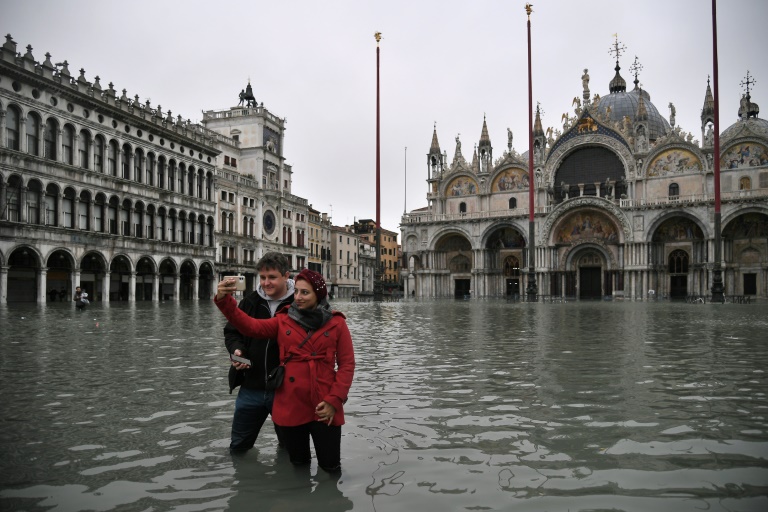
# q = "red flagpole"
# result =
<box><xmin>710</xmin><ymin>0</ymin><xmax>724</xmax><ymax>301</ymax></box>
<box><xmin>525</xmin><ymin>3</ymin><xmax>538</xmax><ymax>300</ymax></box>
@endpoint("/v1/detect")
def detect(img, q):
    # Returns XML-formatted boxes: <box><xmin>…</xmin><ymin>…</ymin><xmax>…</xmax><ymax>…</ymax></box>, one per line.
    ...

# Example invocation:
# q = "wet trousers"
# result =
<box><xmin>279</xmin><ymin>421</ymin><xmax>342</xmax><ymax>472</ymax></box>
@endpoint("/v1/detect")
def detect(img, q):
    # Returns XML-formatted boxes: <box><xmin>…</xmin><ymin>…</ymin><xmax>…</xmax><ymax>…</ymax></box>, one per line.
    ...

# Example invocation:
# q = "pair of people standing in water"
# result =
<box><xmin>217</xmin><ymin>261</ymin><xmax>354</xmax><ymax>472</ymax></box>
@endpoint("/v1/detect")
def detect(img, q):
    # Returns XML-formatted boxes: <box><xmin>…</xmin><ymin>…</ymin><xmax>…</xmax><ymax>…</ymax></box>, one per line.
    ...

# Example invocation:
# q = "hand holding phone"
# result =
<box><xmin>230</xmin><ymin>353</ymin><xmax>252</xmax><ymax>366</ymax></box>
<box><xmin>224</xmin><ymin>275</ymin><xmax>246</xmax><ymax>291</ymax></box>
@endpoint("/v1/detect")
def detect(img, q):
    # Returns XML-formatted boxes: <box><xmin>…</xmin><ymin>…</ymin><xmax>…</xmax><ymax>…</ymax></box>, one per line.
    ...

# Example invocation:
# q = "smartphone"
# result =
<box><xmin>230</xmin><ymin>353</ymin><xmax>252</xmax><ymax>366</ymax></box>
<box><xmin>224</xmin><ymin>275</ymin><xmax>246</xmax><ymax>291</ymax></box>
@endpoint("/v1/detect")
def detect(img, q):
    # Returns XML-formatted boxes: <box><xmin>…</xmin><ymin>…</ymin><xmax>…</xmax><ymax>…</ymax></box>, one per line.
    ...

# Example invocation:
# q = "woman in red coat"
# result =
<box><xmin>215</xmin><ymin>269</ymin><xmax>354</xmax><ymax>472</ymax></box>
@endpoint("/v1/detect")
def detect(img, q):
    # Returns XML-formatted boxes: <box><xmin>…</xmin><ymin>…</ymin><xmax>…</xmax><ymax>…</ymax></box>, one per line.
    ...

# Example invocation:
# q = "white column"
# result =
<box><xmin>129</xmin><ymin>272</ymin><xmax>136</xmax><ymax>301</ymax></box>
<box><xmin>174</xmin><ymin>274</ymin><xmax>180</xmax><ymax>301</ymax></box>
<box><xmin>103</xmin><ymin>271</ymin><xmax>111</xmax><ymax>302</ymax></box>
<box><xmin>38</xmin><ymin>268</ymin><xmax>47</xmax><ymax>304</ymax></box>
<box><xmin>153</xmin><ymin>273</ymin><xmax>160</xmax><ymax>302</ymax></box>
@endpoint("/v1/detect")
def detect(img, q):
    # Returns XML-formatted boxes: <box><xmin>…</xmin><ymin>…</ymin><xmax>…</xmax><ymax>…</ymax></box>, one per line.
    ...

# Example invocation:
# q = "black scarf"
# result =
<box><xmin>287</xmin><ymin>298</ymin><xmax>333</xmax><ymax>332</ymax></box>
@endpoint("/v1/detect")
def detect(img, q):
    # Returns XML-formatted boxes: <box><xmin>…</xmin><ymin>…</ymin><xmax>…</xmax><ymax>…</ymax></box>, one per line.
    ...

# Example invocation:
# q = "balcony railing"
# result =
<box><xmin>402</xmin><ymin>189</ymin><xmax>767</xmax><ymax>224</ymax></box>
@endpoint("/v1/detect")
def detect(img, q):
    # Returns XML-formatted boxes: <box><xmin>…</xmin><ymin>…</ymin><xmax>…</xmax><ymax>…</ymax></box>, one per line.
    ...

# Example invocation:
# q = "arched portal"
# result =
<box><xmin>7</xmin><ymin>247</ymin><xmax>40</xmax><ymax>302</ymax></box>
<box><xmin>179</xmin><ymin>260</ymin><xmax>196</xmax><ymax>300</ymax></box>
<box><xmin>569</xmin><ymin>246</ymin><xmax>609</xmax><ymax>299</ymax></box>
<box><xmin>46</xmin><ymin>250</ymin><xmax>74</xmax><ymax>301</ymax></box>
<box><xmin>722</xmin><ymin>212</ymin><xmax>768</xmax><ymax>296</ymax></box>
<box><xmin>199</xmin><ymin>262</ymin><xmax>214</xmax><ymax>300</ymax></box>
<box><xmin>81</xmin><ymin>252</ymin><xmax>106</xmax><ymax>301</ymax></box>
<box><xmin>434</xmin><ymin>233</ymin><xmax>473</xmax><ymax>298</ymax></box>
<box><xmin>136</xmin><ymin>257</ymin><xmax>155</xmax><ymax>301</ymax></box>
<box><xmin>110</xmin><ymin>255</ymin><xmax>132</xmax><ymax>301</ymax></box>
<box><xmin>159</xmin><ymin>258</ymin><xmax>177</xmax><ymax>300</ymax></box>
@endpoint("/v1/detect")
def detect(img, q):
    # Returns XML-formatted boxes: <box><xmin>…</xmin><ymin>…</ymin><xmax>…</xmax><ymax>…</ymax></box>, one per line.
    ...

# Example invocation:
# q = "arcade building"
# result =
<box><xmin>0</xmin><ymin>35</ymin><xmax>219</xmax><ymax>303</ymax></box>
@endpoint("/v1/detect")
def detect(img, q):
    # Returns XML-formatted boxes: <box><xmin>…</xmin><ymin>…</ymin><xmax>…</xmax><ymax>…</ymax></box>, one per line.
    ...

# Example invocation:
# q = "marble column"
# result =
<box><xmin>0</xmin><ymin>265</ymin><xmax>8</xmax><ymax>303</ymax></box>
<box><xmin>129</xmin><ymin>272</ymin><xmax>136</xmax><ymax>302</ymax></box>
<box><xmin>103</xmin><ymin>271</ymin><xmax>111</xmax><ymax>302</ymax></box>
<box><xmin>38</xmin><ymin>267</ymin><xmax>47</xmax><ymax>304</ymax></box>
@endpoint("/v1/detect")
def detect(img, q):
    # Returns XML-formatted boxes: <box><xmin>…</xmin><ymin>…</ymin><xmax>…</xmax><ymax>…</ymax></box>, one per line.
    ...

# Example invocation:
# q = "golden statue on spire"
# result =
<box><xmin>374</xmin><ymin>32</ymin><xmax>382</xmax><ymax>44</ymax></box>
<box><xmin>525</xmin><ymin>3</ymin><xmax>533</xmax><ymax>18</ymax></box>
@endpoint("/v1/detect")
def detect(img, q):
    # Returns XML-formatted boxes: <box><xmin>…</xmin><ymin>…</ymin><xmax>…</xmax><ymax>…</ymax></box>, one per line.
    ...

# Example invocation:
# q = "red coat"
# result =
<box><xmin>215</xmin><ymin>295</ymin><xmax>354</xmax><ymax>426</ymax></box>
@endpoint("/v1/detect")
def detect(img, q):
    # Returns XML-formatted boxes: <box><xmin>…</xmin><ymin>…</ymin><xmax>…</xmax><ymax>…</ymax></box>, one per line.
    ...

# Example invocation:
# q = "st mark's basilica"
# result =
<box><xmin>401</xmin><ymin>46</ymin><xmax>767</xmax><ymax>300</ymax></box>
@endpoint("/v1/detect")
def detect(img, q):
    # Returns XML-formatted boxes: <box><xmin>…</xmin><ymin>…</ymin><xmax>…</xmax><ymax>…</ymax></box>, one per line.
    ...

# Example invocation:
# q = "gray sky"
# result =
<box><xmin>4</xmin><ymin>0</ymin><xmax>767</xmax><ymax>234</ymax></box>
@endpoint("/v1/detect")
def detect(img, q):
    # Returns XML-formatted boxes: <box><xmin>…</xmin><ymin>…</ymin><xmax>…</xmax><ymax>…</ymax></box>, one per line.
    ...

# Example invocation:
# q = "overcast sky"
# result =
<box><xmin>4</xmin><ymin>0</ymin><xmax>767</xmax><ymax>234</ymax></box>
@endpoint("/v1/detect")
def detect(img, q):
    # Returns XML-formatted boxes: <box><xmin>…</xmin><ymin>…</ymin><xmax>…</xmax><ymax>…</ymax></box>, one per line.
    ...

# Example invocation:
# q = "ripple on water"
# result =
<box><xmin>1</xmin><ymin>300</ymin><xmax>768</xmax><ymax>511</ymax></box>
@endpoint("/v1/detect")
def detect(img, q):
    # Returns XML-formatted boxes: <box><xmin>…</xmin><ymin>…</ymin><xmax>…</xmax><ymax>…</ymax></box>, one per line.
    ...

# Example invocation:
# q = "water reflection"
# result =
<box><xmin>1</xmin><ymin>300</ymin><xmax>767</xmax><ymax>511</ymax></box>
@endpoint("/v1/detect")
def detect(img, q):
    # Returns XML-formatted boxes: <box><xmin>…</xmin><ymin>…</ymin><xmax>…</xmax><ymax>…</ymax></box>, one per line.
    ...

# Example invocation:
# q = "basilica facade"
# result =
<box><xmin>401</xmin><ymin>57</ymin><xmax>767</xmax><ymax>300</ymax></box>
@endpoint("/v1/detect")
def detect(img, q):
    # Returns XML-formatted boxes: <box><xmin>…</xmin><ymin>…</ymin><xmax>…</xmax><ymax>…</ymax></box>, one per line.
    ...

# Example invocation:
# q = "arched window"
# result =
<box><xmin>93</xmin><ymin>135</ymin><xmax>105</xmax><ymax>172</ymax></box>
<box><xmin>122</xmin><ymin>143</ymin><xmax>132</xmax><ymax>180</ymax></box>
<box><xmin>668</xmin><ymin>183</ymin><xmax>680</xmax><ymax>199</ymax></box>
<box><xmin>45</xmin><ymin>183</ymin><xmax>59</xmax><ymax>226</ymax></box>
<box><xmin>62</xmin><ymin>188</ymin><xmax>76</xmax><ymax>228</ymax></box>
<box><xmin>177</xmin><ymin>163</ymin><xmax>185</xmax><ymax>192</ymax></box>
<box><xmin>168</xmin><ymin>160</ymin><xmax>176</xmax><ymax>191</ymax></box>
<box><xmin>134</xmin><ymin>149</ymin><xmax>143</xmax><ymax>183</ymax></box>
<box><xmin>197</xmin><ymin>170</ymin><xmax>204</xmax><ymax>198</ymax></box>
<box><xmin>459</xmin><ymin>202</ymin><xmax>467</xmax><ymax>213</ymax></box>
<box><xmin>5</xmin><ymin>175</ymin><xmax>22</xmax><ymax>221</ymax></box>
<box><xmin>26</xmin><ymin>113</ymin><xmax>41</xmax><ymax>156</ymax></box>
<box><xmin>739</xmin><ymin>176</ymin><xmax>751</xmax><ymax>190</ymax></box>
<box><xmin>243</xmin><ymin>216</ymin><xmax>248</xmax><ymax>236</ymax></box>
<box><xmin>509</xmin><ymin>197</ymin><xmax>517</xmax><ymax>209</ymax></box>
<box><xmin>187</xmin><ymin>165</ymin><xmax>195</xmax><ymax>195</ymax></box>
<box><xmin>5</xmin><ymin>105</ymin><xmax>20</xmax><ymax>150</ymax></box>
<box><xmin>108</xmin><ymin>140</ymin><xmax>118</xmax><ymax>175</ymax></box>
<box><xmin>44</xmin><ymin>118</ymin><xmax>57</xmax><ymax>160</ymax></box>
<box><xmin>668</xmin><ymin>249</ymin><xmax>689</xmax><ymax>274</ymax></box>
<box><xmin>78</xmin><ymin>130</ymin><xmax>91</xmax><ymax>169</ymax></box>
<box><xmin>157</xmin><ymin>156</ymin><xmax>166</xmax><ymax>189</ymax></box>
<box><xmin>62</xmin><ymin>125</ymin><xmax>75</xmax><ymax>165</ymax></box>
<box><xmin>146</xmin><ymin>153</ymin><xmax>155</xmax><ymax>186</ymax></box>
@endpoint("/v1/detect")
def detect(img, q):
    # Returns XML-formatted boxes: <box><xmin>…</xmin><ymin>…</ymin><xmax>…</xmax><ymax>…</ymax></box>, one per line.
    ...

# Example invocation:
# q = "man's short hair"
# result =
<box><xmin>256</xmin><ymin>252</ymin><xmax>290</xmax><ymax>275</ymax></box>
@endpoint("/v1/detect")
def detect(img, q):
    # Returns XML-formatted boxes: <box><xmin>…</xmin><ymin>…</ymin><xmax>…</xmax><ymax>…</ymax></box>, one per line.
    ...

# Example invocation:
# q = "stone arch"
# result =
<box><xmin>179</xmin><ymin>259</ymin><xmax>197</xmax><ymax>299</ymax></box>
<box><xmin>199</xmin><ymin>261</ymin><xmax>215</xmax><ymax>299</ymax></box>
<box><xmin>429</xmin><ymin>226</ymin><xmax>473</xmax><ymax>251</ymax></box>
<box><xmin>546</xmin><ymin>135</ymin><xmax>634</xmax><ymax>193</ymax></box>
<box><xmin>109</xmin><ymin>254</ymin><xmax>134</xmax><ymax>301</ymax></box>
<box><xmin>645</xmin><ymin>211</ymin><xmax>709</xmax><ymax>243</ymax></box>
<box><xmin>645</xmin><ymin>145</ymin><xmax>704</xmax><ymax>177</ymax></box>
<box><xmin>442</xmin><ymin>174</ymin><xmax>479</xmax><ymax>197</ymax></box>
<box><xmin>6</xmin><ymin>245</ymin><xmax>43</xmax><ymax>302</ymax></box>
<box><xmin>543</xmin><ymin>197</ymin><xmax>631</xmax><ymax>246</ymax></box>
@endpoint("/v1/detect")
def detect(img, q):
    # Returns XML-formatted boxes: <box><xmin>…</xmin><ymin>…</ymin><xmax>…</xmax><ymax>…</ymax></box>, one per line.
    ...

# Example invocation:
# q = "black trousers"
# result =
<box><xmin>279</xmin><ymin>421</ymin><xmax>342</xmax><ymax>472</ymax></box>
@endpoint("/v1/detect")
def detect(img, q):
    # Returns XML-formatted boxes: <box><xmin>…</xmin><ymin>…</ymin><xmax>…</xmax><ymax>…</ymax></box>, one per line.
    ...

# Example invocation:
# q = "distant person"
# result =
<box><xmin>58</xmin><ymin>287</ymin><xmax>66</xmax><ymax>301</ymax></box>
<box><xmin>73</xmin><ymin>286</ymin><xmax>88</xmax><ymax>310</ymax></box>
<box><xmin>215</xmin><ymin>269</ymin><xmax>355</xmax><ymax>472</ymax></box>
<box><xmin>48</xmin><ymin>288</ymin><xmax>58</xmax><ymax>302</ymax></box>
<box><xmin>225</xmin><ymin>252</ymin><xmax>295</xmax><ymax>454</ymax></box>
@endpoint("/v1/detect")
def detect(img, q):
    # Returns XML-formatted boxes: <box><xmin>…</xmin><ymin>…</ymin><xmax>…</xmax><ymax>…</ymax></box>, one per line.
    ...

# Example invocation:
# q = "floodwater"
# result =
<box><xmin>1</xmin><ymin>299</ymin><xmax>767</xmax><ymax>512</ymax></box>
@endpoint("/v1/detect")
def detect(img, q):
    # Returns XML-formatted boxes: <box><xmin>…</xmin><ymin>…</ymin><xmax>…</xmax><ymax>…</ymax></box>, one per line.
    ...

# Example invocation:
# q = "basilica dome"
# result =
<box><xmin>595</xmin><ymin>87</ymin><xmax>670</xmax><ymax>141</ymax></box>
<box><xmin>722</xmin><ymin>116</ymin><xmax>768</xmax><ymax>140</ymax></box>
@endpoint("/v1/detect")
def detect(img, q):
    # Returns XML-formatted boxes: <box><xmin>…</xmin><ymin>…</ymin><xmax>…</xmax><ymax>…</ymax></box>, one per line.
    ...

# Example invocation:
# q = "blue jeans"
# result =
<box><xmin>230</xmin><ymin>387</ymin><xmax>280</xmax><ymax>453</ymax></box>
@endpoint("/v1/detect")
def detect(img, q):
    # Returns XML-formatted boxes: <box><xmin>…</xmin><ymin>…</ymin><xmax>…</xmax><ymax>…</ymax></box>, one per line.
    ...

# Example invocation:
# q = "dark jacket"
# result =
<box><xmin>225</xmin><ymin>284</ymin><xmax>294</xmax><ymax>393</ymax></box>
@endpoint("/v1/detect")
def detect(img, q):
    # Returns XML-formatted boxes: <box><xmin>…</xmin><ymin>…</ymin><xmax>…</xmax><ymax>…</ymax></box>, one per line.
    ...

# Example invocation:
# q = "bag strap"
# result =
<box><xmin>281</xmin><ymin>330</ymin><xmax>313</xmax><ymax>366</ymax></box>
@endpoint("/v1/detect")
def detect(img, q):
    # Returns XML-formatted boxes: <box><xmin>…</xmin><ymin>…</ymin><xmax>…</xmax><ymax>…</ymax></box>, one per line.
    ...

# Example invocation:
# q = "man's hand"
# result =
<box><xmin>231</xmin><ymin>348</ymin><xmax>250</xmax><ymax>370</ymax></box>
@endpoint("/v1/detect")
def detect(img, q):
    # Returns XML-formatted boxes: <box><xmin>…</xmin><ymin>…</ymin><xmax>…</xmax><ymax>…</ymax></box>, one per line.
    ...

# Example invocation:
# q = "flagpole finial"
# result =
<box><xmin>374</xmin><ymin>32</ymin><xmax>382</xmax><ymax>44</ymax></box>
<box><xmin>525</xmin><ymin>3</ymin><xmax>533</xmax><ymax>18</ymax></box>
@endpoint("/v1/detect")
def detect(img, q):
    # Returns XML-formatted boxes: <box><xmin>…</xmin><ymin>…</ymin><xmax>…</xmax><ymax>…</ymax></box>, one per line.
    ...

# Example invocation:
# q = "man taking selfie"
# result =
<box><xmin>224</xmin><ymin>252</ymin><xmax>294</xmax><ymax>453</ymax></box>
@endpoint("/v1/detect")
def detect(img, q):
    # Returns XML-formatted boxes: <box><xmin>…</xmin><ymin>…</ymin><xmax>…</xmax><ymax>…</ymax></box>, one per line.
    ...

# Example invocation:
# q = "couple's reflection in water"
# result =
<box><xmin>227</xmin><ymin>447</ymin><xmax>353</xmax><ymax>512</ymax></box>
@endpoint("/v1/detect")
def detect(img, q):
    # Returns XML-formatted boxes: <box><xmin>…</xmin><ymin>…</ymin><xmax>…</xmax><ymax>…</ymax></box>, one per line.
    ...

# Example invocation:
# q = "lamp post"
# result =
<box><xmin>525</xmin><ymin>3</ymin><xmax>538</xmax><ymax>301</ymax></box>
<box><xmin>710</xmin><ymin>0</ymin><xmax>724</xmax><ymax>302</ymax></box>
<box><xmin>374</xmin><ymin>31</ymin><xmax>383</xmax><ymax>302</ymax></box>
